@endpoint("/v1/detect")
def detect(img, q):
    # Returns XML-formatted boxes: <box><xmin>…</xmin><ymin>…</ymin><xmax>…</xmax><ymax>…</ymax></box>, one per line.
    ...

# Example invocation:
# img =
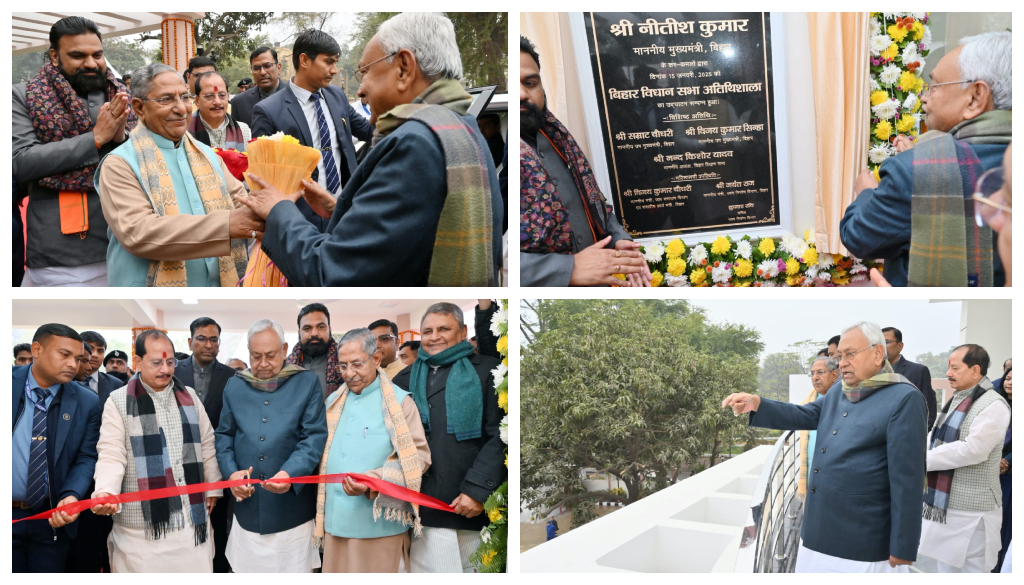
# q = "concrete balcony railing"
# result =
<box><xmin>521</xmin><ymin>445</ymin><xmax>774</xmax><ymax>572</ymax></box>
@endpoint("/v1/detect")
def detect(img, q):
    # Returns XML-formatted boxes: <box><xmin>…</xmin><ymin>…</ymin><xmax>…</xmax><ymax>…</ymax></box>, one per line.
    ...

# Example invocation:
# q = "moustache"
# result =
<box><xmin>520</xmin><ymin>99</ymin><xmax>547</xmax><ymax>137</ymax></box>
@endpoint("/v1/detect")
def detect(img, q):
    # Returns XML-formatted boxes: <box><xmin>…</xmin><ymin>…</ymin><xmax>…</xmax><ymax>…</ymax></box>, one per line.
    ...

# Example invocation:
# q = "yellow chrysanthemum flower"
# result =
<box><xmin>881</xmin><ymin>43</ymin><xmax>899</xmax><ymax>61</ymax></box>
<box><xmin>487</xmin><ymin>508</ymin><xmax>503</xmax><ymax>523</ymax></box>
<box><xmin>786</xmin><ymin>274</ymin><xmax>799</xmax><ymax>286</ymax></box>
<box><xmin>912</xmin><ymin>99</ymin><xmax>922</xmax><ymax>113</ymax></box>
<box><xmin>665</xmin><ymin>238</ymin><xmax>685</xmax><ymax>259</ymax></box>
<box><xmin>803</xmin><ymin>247</ymin><xmax>818</xmax><ymax>266</ymax></box>
<box><xmin>734</xmin><ymin>258</ymin><xmax>753</xmax><ymax>278</ymax></box>
<box><xmin>874</xmin><ymin>120</ymin><xmax>893</xmax><ymax>141</ymax></box>
<box><xmin>689</xmin><ymin>268</ymin><xmax>706</xmax><ymax>286</ymax></box>
<box><xmin>667</xmin><ymin>257</ymin><xmax>686</xmax><ymax>277</ymax></box>
<box><xmin>735</xmin><ymin>281</ymin><xmax>751</xmax><ymax>287</ymax></box>
<box><xmin>785</xmin><ymin>257</ymin><xmax>800</xmax><ymax>276</ymax></box>
<box><xmin>496</xmin><ymin>335</ymin><xmax>508</xmax><ymax>354</ymax></box>
<box><xmin>887</xmin><ymin>23</ymin><xmax>908</xmax><ymax>43</ymax></box>
<box><xmin>911</xmin><ymin>21</ymin><xmax>924</xmax><ymax>41</ymax></box>
<box><xmin>650</xmin><ymin>270</ymin><xmax>664</xmax><ymax>288</ymax></box>
<box><xmin>502</xmin><ymin>356</ymin><xmax>507</xmax><ymax>367</ymax></box>
<box><xmin>497</xmin><ymin>391</ymin><xmax>508</xmax><ymax>411</ymax></box>
<box><xmin>915</xmin><ymin>77</ymin><xmax>925</xmax><ymax>93</ymax></box>
<box><xmin>505</xmin><ymin>454</ymin><xmax>508</xmax><ymax>468</ymax></box>
<box><xmin>710</xmin><ymin>236</ymin><xmax>731</xmax><ymax>256</ymax></box>
<box><xmin>282</xmin><ymin>135</ymin><xmax>300</xmax><ymax>145</ymax></box>
<box><xmin>758</xmin><ymin>237</ymin><xmax>775</xmax><ymax>256</ymax></box>
<box><xmin>870</xmin><ymin>90</ymin><xmax>889</xmax><ymax>106</ymax></box>
<box><xmin>834</xmin><ymin>274</ymin><xmax>851</xmax><ymax>286</ymax></box>
<box><xmin>898</xmin><ymin>71</ymin><xmax>918</xmax><ymax>92</ymax></box>
<box><xmin>481</xmin><ymin>550</ymin><xmax>496</xmax><ymax>566</ymax></box>
<box><xmin>872</xmin><ymin>166</ymin><xmax>881</xmax><ymax>182</ymax></box>
<box><xmin>895</xmin><ymin>113</ymin><xmax>916</xmax><ymax>134</ymax></box>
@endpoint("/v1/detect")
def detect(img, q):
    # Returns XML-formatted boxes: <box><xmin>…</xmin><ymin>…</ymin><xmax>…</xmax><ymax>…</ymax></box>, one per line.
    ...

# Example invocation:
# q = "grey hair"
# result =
<box><xmin>130</xmin><ymin>63</ymin><xmax>178</xmax><ymax>101</ymax></box>
<box><xmin>377</xmin><ymin>12</ymin><xmax>463</xmax><ymax>83</ymax></box>
<box><xmin>421</xmin><ymin>302</ymin><xmax>464</xmax><ymax>328</ymax></box>
<box><xmin>247</xmin><ymin>319</ymin><xmax>286</xmax><ymax>347</ymax></box>
<box><xmin>339</xmin><ymin>328</ymin><xmax>377</xmax><ymax>357</ymax></box>
<box><xmin>958</xmin><ymin>31</ymin><xmax>1012</xmax><ymax>110</ymax></box>
<box><xmin>812</xmin><ymin>357</ymin><xmax>840</xmax><ymax>372</ymax></box>
<box><xmin>841</xmin><ymin>321</ymin><xmax>885</xmax><ymax>349</ymax></box>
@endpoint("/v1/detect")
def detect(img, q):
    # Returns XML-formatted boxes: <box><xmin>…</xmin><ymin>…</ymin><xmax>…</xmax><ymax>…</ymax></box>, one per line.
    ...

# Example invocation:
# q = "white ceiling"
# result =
<box><xmin>12</xmin><ymin>12</ymin><xmax>205</xmax><ymax>55</ymax></box>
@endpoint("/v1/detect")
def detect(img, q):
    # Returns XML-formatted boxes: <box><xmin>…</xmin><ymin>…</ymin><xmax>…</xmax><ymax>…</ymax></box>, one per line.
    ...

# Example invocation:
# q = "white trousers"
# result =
<box><xmin>936</xmin><ymin>520</ymin><xmax>989</xmax><ymax>573</ymax></box>
<box><xmin>409</xmin><ymin>527</ymin><xmax>481</xmax><ymax>573</ymax></box>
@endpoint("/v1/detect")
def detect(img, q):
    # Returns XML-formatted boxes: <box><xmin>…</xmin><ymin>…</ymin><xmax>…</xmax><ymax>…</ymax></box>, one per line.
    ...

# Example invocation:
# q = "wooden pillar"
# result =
<box><xmin>161</xmin><ymin>14</ymin><xmax>196</xmax><ymax>74</ymax></box>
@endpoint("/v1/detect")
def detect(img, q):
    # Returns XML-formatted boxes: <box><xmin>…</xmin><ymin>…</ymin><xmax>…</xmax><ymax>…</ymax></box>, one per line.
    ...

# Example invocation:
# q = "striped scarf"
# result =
<box><xmin>25</xmin><ymin>61</ymin><xmax>137</xmax><ymax>191</ymax></box>
<box><xmin>234</xmin><ymin>364</ymin><xmax>305</xmax><ymax>393</ymax></box>
<box><xmin>924</xmin><ymin>378</ymin><xmax>993</xmax><ymax>523</ymax></box>
<box><xmin>286</xmin><ymin>338</ymin><xmax>341</xmax><ymax>395</ymax></box>
<box><xmin>841</xmin><ymin>360</ymin><xmax>911</xmax><ymax>403</ymax></box>
<box><xmin>314</xmin><ymin>369</ymin><xmax>424</xmax><ymax>548</ymax></box>
<box><xmin>408</xmin><ymin>341</ymin><xmax>482</xmax><ymax>441</ymax></box>
<box><xmin>124</xmin><ymin>375</ymin><xmax>207</xmax><ymax>544</ymax></box>
<box><xmin>128</xmin><ymin>124</ymin><xmax>248</xmax><ymax>287</ymax></box>
<box><xmin>375</xmin><ymin>79</ymin><xmax>495</xmax><ymax>286</ymax></box>
<box><xmin>907</xmin><ymin>111</ymin><xmax>1010</xmax><ymax>286</ymax></box>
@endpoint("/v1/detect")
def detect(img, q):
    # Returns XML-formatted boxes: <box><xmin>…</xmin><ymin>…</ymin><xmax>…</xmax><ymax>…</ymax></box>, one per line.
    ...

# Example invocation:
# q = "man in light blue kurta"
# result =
<box><xmin>316</xmin><ymin>329</ymin><xmax>430</xmax><ymax>573</ymax></box>
<box><xmin>94</xmin><ymin>62</ymin><xmax>261</xmax><ymax>287</ymax></box>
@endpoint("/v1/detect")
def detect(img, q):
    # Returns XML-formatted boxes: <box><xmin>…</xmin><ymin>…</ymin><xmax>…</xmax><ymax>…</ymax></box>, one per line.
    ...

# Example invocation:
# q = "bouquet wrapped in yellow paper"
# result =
<box><xmin>238</xmin><ymin>132</ymin><xmax>320</xmax><ymax>287</ymax></box>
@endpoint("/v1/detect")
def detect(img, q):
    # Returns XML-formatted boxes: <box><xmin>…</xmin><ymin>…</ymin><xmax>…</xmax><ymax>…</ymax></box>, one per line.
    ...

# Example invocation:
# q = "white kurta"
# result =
<box><xmin>409</xmin><ymin>527</ymin><xmax>481</xmax><ymax>573</ymax></box>
<box><xmin>109</xmin><ymin>521</ymin><xmax>214</xmax><ymax>573</ymax></box>
<box><xmin>795</xmin><ymin>541</ymin><xmax>910</xmax><ymax>573</ymax></box>
<box><xmin>225</xmin><ymin>517</ymin><xmax>321</xmax><ymax>573</ymax></box>
<box><xmin>918</xmin><ymin>398</ymin><xmax>1009</xmax><ymax>572</ymax></box>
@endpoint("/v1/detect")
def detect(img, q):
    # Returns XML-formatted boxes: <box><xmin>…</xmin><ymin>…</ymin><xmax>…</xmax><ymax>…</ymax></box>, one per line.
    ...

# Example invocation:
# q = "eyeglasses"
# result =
<box><xmin>376</xmin><ymin>334</ymin><xmax>397</xmax><ymax>343</ymax></box>
<box><xmin>193</xmin><ymin>335</ymin><xmax>220</xmax><ymax>346</ymax></box>
<box><xmin>921</xmin><ymin>79</ymin><xmax>975</xmax><ymax>96</ymax></box>
<box><xmin>884</xmin><ymin>339</ymin><xmax>897</xmax><ymax>346</ymax></box>
<box><xmin>808</xmin><ymin>369</ymin><xmax>832</xmax><ymax>378</ymax></box>
<box><xmin>354</xmin><ymin>52</ymin><xmax>398</xmax><ymax>83</ymax></box>
<box><xmin>837</xmin><ymin>345</ymin><xmax>876</xmax><ymax>363</ymax></box>
<box><xmin>338</xmin><ymin>360</ymin><xmax>370</xmax><ymax>372</ymax></box>
<box><xmin>138</xmin><ymin>93</ymin><xmax>195</xmax><ymax>107</ymax></box>
<box><xmin>146</xmin><ymin>358</ymin><xmax>177</xmax><ymax>369</ymax></box>
<box><xmin>199</xmin><ymin>92</ymin><xmax>229</xmax><ymax>102</ymax></box>
<box><xmin>973</xmin><ymin>166</ymin><xmax>1011</xmax><ymax>229</ymax></box>
<box><xmin>251</xmin><ymin>62</ymin><xmax>279</xmax><ymax>73</ymax></box>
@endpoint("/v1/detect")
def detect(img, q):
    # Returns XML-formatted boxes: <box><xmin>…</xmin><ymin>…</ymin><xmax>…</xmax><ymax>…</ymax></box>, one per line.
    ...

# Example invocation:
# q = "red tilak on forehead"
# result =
<box><xmin>214</xmin><ymin>85</ymin><xmax>219</xmax><ymax>92</ymax></box>
<box><xmin>163</xmin><ymin>352</ymin><xmax>167</xmax><ymax>358</ymax></box>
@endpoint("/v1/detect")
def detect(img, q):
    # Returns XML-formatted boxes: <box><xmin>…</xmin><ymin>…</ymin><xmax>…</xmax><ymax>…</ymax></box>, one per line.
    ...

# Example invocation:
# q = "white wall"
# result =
<box><xmin>960</xmin><ymin>300</ymin><xmax>1012</xmax><ymax>374</ymax></box>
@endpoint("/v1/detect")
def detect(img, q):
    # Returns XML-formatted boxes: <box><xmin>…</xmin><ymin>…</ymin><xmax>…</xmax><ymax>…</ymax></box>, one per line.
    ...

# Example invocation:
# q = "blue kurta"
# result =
<box><xmin>324</xmin><ymin>377</ymin><xmax>412</xmax><ymax>539</ymax></box>
<box><xmin>97</xmin><ymin>132</ymin><xmax>226</xmax><ymax>287</ymax></box>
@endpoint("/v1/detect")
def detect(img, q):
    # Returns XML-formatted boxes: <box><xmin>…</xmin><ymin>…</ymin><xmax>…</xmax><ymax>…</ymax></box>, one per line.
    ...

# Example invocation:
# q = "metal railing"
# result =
<box><xmin>734</xmin><ymin>431</ymin><xmax>805</xmax><ymax>573</ymax></box>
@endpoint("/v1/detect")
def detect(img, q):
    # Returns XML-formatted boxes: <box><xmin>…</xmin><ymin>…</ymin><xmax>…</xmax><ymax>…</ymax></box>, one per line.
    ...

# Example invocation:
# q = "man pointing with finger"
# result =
<box><xmin>722</xmin><ymin>321</ymin><xmax>927</xmax><ymax>572</ymax></box>
<box><xmin>520</xmin><ymin>36</ymin><xmax>651</xmax><ymax>287</ymax></box>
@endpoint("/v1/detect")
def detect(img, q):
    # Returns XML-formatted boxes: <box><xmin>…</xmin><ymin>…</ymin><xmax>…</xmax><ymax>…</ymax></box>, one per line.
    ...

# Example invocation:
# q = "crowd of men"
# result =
<box><xmin>14</xmin><ymin>12</ymin><xmax>507</xmax><ymax>287</ymax></box>
<box><xmin>12</xmin><ymin>300</ymin><xmax>507</xmax><ymax>573</ymax></box>
<box><xmin>724</xmin><ymin>322</ymin><xmax>1012</xmax><ymax>573</ymax></box>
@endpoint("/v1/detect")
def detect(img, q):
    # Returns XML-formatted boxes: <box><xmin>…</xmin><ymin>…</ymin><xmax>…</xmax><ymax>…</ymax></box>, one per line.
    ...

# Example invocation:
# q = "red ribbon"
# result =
<box><xmin>13</xmin><ymin>472</ymin><xmax>454</xmax><ymax>523</ymax></box>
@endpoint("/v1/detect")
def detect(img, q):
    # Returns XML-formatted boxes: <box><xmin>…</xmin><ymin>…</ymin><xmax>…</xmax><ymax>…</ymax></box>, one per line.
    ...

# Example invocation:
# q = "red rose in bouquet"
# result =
<box><xmin>213</xmin><ymin>148</ymin><xmax>249</xmax><ymax>182</ymax></box>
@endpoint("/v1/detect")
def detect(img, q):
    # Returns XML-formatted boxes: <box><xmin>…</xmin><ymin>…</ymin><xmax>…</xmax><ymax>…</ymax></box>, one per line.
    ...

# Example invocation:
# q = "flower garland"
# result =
<box><xmin>868</xmin><ymin>12</ymin><xmax>932</xmax><ymax>180</ymax></box>
<box><xmin>627</xmin><ymin>231</ymin><xmax>877</xmax><ymax>286</ymax></box>
<box><xmin>471</xmin><ymin>300</ymin><xmax>509</xmax><ymax>572</ymax></box>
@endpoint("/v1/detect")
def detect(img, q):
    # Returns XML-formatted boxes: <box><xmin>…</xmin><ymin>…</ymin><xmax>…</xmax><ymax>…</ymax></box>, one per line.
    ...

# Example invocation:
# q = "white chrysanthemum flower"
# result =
<box><xmin>780</xmin><ymin>233</ymin><xmax>808</xmax><ymax>259</ymax></box>
<box><xmin>852</xmin><ymin>273</ymin><xmax>868</xmax><ymax>283</ymax></box>
<box><xmin>665</xmin><ymin>274</ymin><xmax>690</xmax><ymax>287</ymax></box>
<box><xmin>820</xmin><ymin>272</ymin><xmax>832</xmax><ymax>283</ymax></box>
<box><xmin>912</xmin><ymin>112</ymin><xmax>923</xmax><ymax>123</ymax></box>
<box><xmin>817</xmin><ymin>253</ymin><xmax>835</xmax><ymax>269</ymax></box>
<box><xmin>499</xmin><ymin>414</ymin><xmax>508</xmax><ymax>444</ymax></box>
<box><xmin>882</xmin><ymin>12</ymin><xmax>900</xmax><ymax>20</ymax></box>
<box><xmin>869</xmin><ymin>34</ymin><xmax>891</xmax><ymax>57</ymax></box>
<box><xmin>760</xmin><ymin>281</ymin><xmax>777</xmax><ymax>287</ymax></box>
<box><xmin>491</xmin><ymin>363</ymin><xmax>508</xmax><ymax>385</ymax></box>
<box><xmin>805</xmin><ymin>266</ymin><xmax>820</xmax><ymax>281</ymax></box>
<box><xmin>879</xmin><ymin>64</ymin><xmax>901</xmax><ymax>85</ymax></box>
<box><xmin>903</xmin><ymin>92</ymin><xmax>918</xmax><ymax>111</ymax></box>
<box><xmin>688</xmin><ymin>245</ymin><xmax>708</xmax><ymax>266</ymax></box>
<box><xmin>922</xmin><ymin>26</ymin><xmax>932</xmax><ymax>50</ymax></box>
<box><xmin>735</xmin><ymin>240</ymin><xmax>753</xmax><ymax>260</ymax></box>
<box><xmin>481</xmin><ymin>527</ymin><xmax>491</xmax><ymax>543</ymax></box>
<box><xmin>757</xmin><ymin>259</ymin><xmax>778</xmax><ymax>279</ymax></box>
<box><xmin>711</xmin><ymin>264</ymin><xmax>732</xmax><ymax>284</ymax></box>
<box><xmin>870</xmin><ymin>18</ymin><xmax>881</xmax><ymax>36</ymax></box>
<box><xmin>850</xmin><ymin>262</ymin><xmax>868</xmax><ymax>274</ymax></box>
<box><xmin>868</xmin><ymin>144</ymin><xmax>892</xmax><ymax>165</ymax></box>
<box><xmin>901</xmin><ymin>43</ymin><xmax>921</xmax><ymax>64</ymax></box>
<box><xmin>872</xmin><ymin>98</ymin><xmax>899</xmax><ymax>120</ymax></box>
<box><xmin>912</xmin><ymin>12</ymin><xmax>926</xmax><ymax>20</ymax></box>
<box><xmin>870</xmin><ymin>77</ymin><xmax>881</xmax><ymax>91</ymax></box>
<box><xmin>489</xmin><ymin>307</ymin><xmax>507</xmax><ymax>337</ymax></box>
<box><xmin>642</xmin><ymin>242</ymin><xmax>665</xmax><ymax>264</ymax></box>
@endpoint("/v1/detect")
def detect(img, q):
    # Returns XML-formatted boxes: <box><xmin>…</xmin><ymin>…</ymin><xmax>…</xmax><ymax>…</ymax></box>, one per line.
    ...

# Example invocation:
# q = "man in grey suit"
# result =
<box><xmin>723</xmin><ymin>321</ymin><xmax>927</xmax><ymax>572</ymax></box>
<box><xmin>883</xmin><ymin>327</ymin><xmax>938</xmax><ymax>430</ymax></box>
<box><xmin>12</xmin><ymin>16</ymin><xmax>135</xmax><ymax>286</ymax></box>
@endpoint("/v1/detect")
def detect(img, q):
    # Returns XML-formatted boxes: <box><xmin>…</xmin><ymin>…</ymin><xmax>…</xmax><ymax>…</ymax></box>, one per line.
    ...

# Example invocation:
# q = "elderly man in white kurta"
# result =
<box><xmin>919</xmin><ymin>344</ymin><xmax>1011</xmax><ymax>572</ymax></box>
<box><xmin>91</xmin><ymin>330</ymin><xmax>221</xmax><ymax>572</ymax></box>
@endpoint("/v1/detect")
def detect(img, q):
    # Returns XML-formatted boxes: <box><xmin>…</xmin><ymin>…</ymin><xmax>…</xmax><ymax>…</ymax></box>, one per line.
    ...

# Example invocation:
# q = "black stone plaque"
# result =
<box><xmin>584</xmin><ymin>12</ymin><xmax>780</xmax><ymax>238</ymax></box>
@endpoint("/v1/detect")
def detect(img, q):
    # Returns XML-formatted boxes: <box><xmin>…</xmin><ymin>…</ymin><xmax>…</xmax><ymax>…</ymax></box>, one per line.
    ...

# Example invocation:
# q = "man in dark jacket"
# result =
<box><xmin>883</xmin><ymin>327</ymin><xmax>938</xmax><ymax>429</ymax></box>
<box><xmin>13</xmin><ymin>324</ymin><xmax>101</xmax><ymax>572</ymax></box>
<box><xmin>78</xmin><ymin>331</ymin><xmax>123</xmax><ymax>401</ymax></box>
<box><xmin>174</xmin><ymin>317</ymin><xmax>238</xmax><ymax>572</ymax></box>
<box><xmin>723</xmin><ymin>321</ymin><xmax>927</xmax><ymax>572</ymax></box>
<box><xmin>237</xmin><ymin>14</ymin><xmax>502</xmax><ymax>286</ymax></box>
<box><xmin>392</xmin><ymin>302</ymin><xmax>505</xmax><ymax>572</ymax></box>
<box><xmin>231</xmin><ymin>47</ymin><xmax>287</xmax><ymax>128</ymax></box>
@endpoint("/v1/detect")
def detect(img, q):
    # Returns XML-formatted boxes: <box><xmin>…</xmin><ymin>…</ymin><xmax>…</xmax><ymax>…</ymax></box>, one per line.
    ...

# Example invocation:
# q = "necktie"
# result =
<box><xmin>26</xmin><ymin>387</ymin><xmax>51</xmax><ymax>509</ymax></box>
<box><xmin>311</xmin><ymin>92</ymin><xmax>341</xmax><ymax>194</ymax></box>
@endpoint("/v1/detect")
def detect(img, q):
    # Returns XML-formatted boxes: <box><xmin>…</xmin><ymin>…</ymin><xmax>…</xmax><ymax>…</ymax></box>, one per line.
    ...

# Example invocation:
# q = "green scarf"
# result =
<box><xmin>841</xmin><ymin>360</ymin><xmax>913</xmax><ymax>403</ymax></box>
<box><xmin>235</xmin><ymin>364</ymin><xmax>306</xmax><ymax>393</ymax></box>
<box><xmin>949</xmin><ymin>109</ymin><xmax>1013</xmax><ymax>146</ymax></box>
<box><xmin>408</xmin><ymin>340</ymin><xmax>482</xmax><ymax>441</ymax></box>
<box><xmin>374</xmin><ymin>79</ymin><xmax>495</xmax><ymax>287</ymax></box>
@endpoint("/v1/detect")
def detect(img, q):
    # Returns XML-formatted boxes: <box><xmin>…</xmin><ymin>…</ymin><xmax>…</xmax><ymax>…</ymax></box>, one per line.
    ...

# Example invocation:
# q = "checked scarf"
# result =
<box><xmin>128</xmin><ymin>124</ymin><xmax>248</xmax><ymax>287</ymax></box>
<box><xmin>25</xmin><ymin>61</ymin><xmax>137</xmax><ymax>191</ymax></box>
<box><xmin>375</xmin><ymin>79</ymin><xmax>495</xmax><ymax>286</ymax></box>
<box><xmin>286</xmin><ymin>338</ymin><xmax>341</xmax><ymax>394</ymax></box>
<box><xmin>124</xmin><ymin>375</ymin><xmax>207</xmax><ymax>544</ymax></box>
<box><xmin>409</xmin><ymin>340</ymin><xmax>482</xmax><ymax>441</ymax></box>
<box><xmin>908</xmin><ymin>110</ymin><xmax>1010</xmax><ymax>287</ymax></box>
<box><xmin>314</xmin><ymin>368</ymin><xmax>424</xmax><ymax>548</ymax></box>
<box><xmin>841</xmin><ymin>359</ymin><xmax>912</xmax><ymax>403</ymax></box>
<box><xmin>924</xmin><ymin>378</ymin><xmax>994</xmax><ymax>523</ymax></box>
<box><xmin>521</xmin><ymin>109</ymin><xmax>613</xmax><ymax>254</ymax></box>
<box><xmin>235</xmin><ymin>364</ymin><xmax>306</xmax><ymax>393</ymax></box>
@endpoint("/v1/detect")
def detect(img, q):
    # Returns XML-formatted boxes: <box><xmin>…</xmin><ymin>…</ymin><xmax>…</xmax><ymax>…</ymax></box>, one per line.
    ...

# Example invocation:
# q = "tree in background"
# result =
<box><xmin>13</xmin><ymin>35</ymin><xmax>153</xmax><ymax>84</ymax></box>
<box><xmin>521</xmin><ymin>299</ymin><xmax>761</xmax><ymax>528</ymax></box>
<box><xmin>758</xmin><ymin>352</ymin><xmax>806</xmax><ymax>402</ymax></box>
<box><xmin>914</xmin><ymin>346</ymin><xmax>957</xmax><ymax>378</ymax></box>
